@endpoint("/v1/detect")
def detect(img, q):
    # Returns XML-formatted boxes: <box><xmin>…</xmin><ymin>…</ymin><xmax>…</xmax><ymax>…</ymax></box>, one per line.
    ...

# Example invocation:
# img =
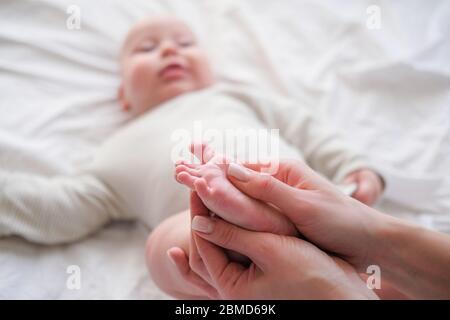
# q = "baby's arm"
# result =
<box><xmin>0</xmin><ymin>170</ymin><xmax>122</xmax><ymax>244</ymax></box>
<box><xmin>231</xmin><ymin>86</ymin><xmax>367</xmax><ymax>182</ymax></box>
<box><xmin>270</xmin><ymin>102</ymin><xmax>384</xmax><ymax>203</ymax></box>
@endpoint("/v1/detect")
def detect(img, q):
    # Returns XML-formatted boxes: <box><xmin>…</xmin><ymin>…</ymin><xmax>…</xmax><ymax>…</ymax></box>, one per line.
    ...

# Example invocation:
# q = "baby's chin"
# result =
<box><xmin>132</xmin><ymin>80</ymin><xmax>213</xmax><ymax>116</ymax></box>
<box><xmin>159</xmin><ymin>80</ymin><xmax>211</xmax><ymax>104</ymax></box>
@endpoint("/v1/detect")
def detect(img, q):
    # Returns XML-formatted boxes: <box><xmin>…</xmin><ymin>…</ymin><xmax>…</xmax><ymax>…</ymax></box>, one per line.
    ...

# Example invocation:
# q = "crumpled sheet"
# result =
<box><xmin>1</xmin><ymin>0</ymin><xmax>449</xmax><ymax>299</ymax></box>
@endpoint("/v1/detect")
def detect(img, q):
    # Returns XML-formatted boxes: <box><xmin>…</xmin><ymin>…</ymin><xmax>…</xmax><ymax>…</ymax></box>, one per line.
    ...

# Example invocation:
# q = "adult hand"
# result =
<box><xmin>172</xmin><ymin>152</ymin><xmax>450</xmax><ymax>300</ymax></box>
<box><xmin>226</xmin><ymin>159</ymin><xmax>384</xmax><ymax>271</ymax></box>
<box><xmin>186</xmin><ymin>192</ymin><xmax>378</xmax><ymax>299</ymax></box>
<box><xmin>167</xmin><ymin>191</ymin><xmax>220</xmax><ymax>299</ymax></box>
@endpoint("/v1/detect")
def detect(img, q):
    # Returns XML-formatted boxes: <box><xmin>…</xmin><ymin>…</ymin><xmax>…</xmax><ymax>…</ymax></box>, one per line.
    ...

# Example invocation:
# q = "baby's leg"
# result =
<box><xmin>175</xmin><ymin>157</ymin><xmax>297</xmax><ymax>236</ymax></box>
<box><xmin>146</xmin><ymin>211</ymin><xmax>211</xmax><ymax>299</ymax></box>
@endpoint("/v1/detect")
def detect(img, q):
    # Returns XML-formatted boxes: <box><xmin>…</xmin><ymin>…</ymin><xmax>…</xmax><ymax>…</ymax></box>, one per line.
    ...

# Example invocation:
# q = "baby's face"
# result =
<box><xmin>119</xmin><ymin>17</ymin><xmax>214</xmax><ymax>115</ymax></box>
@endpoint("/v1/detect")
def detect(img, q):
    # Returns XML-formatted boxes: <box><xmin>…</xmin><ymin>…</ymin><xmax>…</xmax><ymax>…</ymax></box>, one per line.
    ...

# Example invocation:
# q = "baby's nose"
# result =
<box><xmin>160</xmin><ymin>41</ymin><xmax>178</xmax><ymax>57</ymax></box>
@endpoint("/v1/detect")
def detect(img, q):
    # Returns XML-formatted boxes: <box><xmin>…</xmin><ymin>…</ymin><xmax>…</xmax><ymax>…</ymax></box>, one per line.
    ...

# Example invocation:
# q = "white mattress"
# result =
<box><xmin>1</xmin><ymin>0</ymin><xmax>449</xmax><ymax>299</ymax></box>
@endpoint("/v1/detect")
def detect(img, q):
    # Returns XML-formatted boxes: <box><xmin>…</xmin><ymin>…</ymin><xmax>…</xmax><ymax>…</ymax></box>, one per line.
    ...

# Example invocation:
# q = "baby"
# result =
<box><xmin>0</xmin><ymin>17</ymin><xmax>384</xmax><ymax>298</ymax></box>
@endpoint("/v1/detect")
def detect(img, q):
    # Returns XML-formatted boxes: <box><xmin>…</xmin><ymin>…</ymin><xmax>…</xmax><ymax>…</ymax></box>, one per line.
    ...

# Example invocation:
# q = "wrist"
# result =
<box><xmin>368</xmin><ymin>212</ymin><xmax>426</xmax><ymax>297</ymax></box>
<box><xmin>301</xmin><ymin>274</ymin><xmax>371</xmax><ymax>300</ymax></box>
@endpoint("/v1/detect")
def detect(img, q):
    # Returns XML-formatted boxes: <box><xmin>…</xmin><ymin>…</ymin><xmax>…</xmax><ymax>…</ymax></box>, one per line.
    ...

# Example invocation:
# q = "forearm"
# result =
<box><xmin>372</xmin><ymin>212</ymin><xmax>450</xmax><ymax>299</ymax></box>
<box><xmin>0</xmin><ymin>170</ymin><xmax>120</xmax><ymax>244</ymax></box>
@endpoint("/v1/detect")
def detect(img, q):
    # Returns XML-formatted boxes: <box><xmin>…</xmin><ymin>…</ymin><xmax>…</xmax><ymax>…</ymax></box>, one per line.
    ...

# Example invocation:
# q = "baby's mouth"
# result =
<box><xmin>158</xmin><ymin>63</ymin><xmax>188</xmax><ymax>81</ymax></box>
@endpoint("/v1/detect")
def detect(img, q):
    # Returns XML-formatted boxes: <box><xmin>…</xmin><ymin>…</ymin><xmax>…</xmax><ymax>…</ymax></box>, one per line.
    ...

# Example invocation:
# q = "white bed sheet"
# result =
<box><xmin>1</xmin><ymin>0</ymin><xmax>449</xmax><ymax>299</ymax></box>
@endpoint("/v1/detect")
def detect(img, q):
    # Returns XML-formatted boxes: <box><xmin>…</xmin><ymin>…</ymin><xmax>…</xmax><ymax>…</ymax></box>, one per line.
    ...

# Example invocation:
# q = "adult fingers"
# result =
<box><xmin>226</xmin><ymin>163</ymin><xmax>310</xmax><ymax>221</ymax></box>
<box><xmin>194</xmin><ymin>233</ymin><xmax>248</xmax><ymax>296</ymax></box>
<box><xmin>167</xmin><ymin>247</ymin><xmax>220</xmax><ymax>299</ymax></box>
<box><xmin>189</xmin><ymin>191</ymin><xmax>214</xmax><ymax>285</ymax></box>
<box><xmin>191</xmin><ymin>215</ymin><xmax>275</xmax><ymax>271</ymax></box>
<box><xmin>238</xmin><ymin>158</ymin><xmax>325</xmax><ymax>190</ymax></box>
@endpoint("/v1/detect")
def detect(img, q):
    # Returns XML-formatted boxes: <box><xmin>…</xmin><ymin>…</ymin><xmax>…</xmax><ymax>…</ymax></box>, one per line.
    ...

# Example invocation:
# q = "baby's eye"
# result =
<box><xmin>137</xmin><ymin>42</ymin><xmax>157</xmax><ymax>52</ymax></box>
<box><xmin>177</xmin><ymin>38</ymin><xmax>195</xmax><ymax>47</ymax></box>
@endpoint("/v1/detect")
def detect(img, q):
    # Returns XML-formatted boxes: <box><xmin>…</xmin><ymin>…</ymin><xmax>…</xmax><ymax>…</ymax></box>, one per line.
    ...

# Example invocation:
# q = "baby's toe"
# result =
<box><xmin>176</xmin><ymin>172</ymin><xmax>198</xmax><ymax>189</ymax></box>
<box><xmin>175</xmin><ymin>165</ymin><xmax>201</xmax><ymax>177</ymax></box>
<box><xmin>175</xmin><ymin>160</ymin><xmax>200</xmax><ymax>169</ymax></box>
<box><xmin>190</xmin><ymin>143</ymin><xmax>215</xmax><ymax>163</ymax></box>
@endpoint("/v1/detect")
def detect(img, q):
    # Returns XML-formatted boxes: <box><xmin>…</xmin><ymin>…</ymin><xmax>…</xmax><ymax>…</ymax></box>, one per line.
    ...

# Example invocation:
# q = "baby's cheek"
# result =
<box><xmin>123</xmin><ymin>59</ymin><xmax>159</xmax><ymax>113</ymax></box>
<box><xmin>129</xmin><ymin>59</ymin><xmax>157</xmax><ymax>90</ymax></box>
<box><xmin>188</xmin><ymin>54</ymin><xmax>214</xmax><ymax>87</ymax></box>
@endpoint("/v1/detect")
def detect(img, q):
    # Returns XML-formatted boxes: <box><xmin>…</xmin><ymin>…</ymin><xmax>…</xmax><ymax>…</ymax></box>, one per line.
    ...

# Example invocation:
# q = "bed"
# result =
<box><xmin>1</xmin><ymin>0</ymin><xmax>449</xmax><ymax>299</ymax></box>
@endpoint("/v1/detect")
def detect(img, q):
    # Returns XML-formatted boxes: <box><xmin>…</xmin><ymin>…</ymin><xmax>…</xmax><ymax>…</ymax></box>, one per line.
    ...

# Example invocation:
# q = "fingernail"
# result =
<box><xmin>227</xmin><ymin>163</ymin><xmax>250</xmax><ymax>182</ymax></box>
<box><xmin>191</xmin><ymin>216</ymin><xmax>214</xmax><ymax>234</ymax></box>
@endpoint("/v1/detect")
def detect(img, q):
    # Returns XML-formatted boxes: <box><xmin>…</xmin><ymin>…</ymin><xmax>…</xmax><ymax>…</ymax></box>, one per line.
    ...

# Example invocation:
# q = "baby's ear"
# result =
<box><xmin>118</xmin><ymin>85</ymin><xmax>131</xmax><ymax>111</ymax></box>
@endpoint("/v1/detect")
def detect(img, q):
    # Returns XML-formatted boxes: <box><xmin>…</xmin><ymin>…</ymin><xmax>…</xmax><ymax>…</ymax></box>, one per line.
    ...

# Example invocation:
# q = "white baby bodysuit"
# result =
<box><xmin>0</xmin><ymin>84</ymin><xmax>367</xmax><ymax>244</ymax></box>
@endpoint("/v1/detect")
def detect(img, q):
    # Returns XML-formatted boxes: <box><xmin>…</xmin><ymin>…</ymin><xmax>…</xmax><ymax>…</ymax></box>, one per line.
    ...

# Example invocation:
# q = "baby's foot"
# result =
<box><xmin>175</xmin><ymin>146</ymin><xmax>297</xmax><ymax>236</ymax></box>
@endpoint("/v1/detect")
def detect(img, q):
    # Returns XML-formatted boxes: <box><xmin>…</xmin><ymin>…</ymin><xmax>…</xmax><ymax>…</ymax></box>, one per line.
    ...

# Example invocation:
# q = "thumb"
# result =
<box><xmin>226</xmin><ymin>163</ymin><xmax>309</xmax><ymax>222</ymax></box>
<box><xmin>191</xmin><ymin>215</ymin><xmax>274</xmax><ymax>271</ymax></box>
